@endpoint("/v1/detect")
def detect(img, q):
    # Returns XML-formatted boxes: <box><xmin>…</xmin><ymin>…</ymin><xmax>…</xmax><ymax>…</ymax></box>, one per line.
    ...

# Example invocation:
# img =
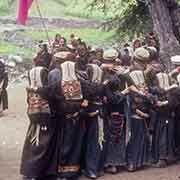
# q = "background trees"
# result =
<box><xmin>88</xmin><ymin>0</ymin><xmax>180</xmax><ymax>69</ymax></box>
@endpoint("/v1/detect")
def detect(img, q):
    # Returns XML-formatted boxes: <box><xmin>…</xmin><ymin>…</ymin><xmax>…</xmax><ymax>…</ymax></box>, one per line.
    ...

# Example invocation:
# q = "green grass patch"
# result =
<box><xmin>0</xmin><ymin>1</ymin><xmax>11</xmax><ymax>16</ymax></box>
<box><xmin>0</xmin><ymin>41</ymin><xmax>35</xmax><ymax>57</ymax></box>
<box><xmin>29</xmin><ymin>0</ymin><xmax>106</xmax><ymax>20</ymax></box>
<box><xmin>21</xmin><ymin>28</ymin><xmax>116</xmax><ymax>46</ymax></box>
<box><xmin>0</xmin><ymin>28</ymin><xmax>116</xmax><ymax>58</ymax></box>
<box><xmin>1</xmin><ymin>0</ymin><xmax>106</xmax><ymax>21</ymax></box>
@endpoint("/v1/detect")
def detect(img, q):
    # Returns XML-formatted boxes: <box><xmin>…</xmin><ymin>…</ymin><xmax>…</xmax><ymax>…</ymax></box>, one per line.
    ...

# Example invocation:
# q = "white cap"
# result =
<box><xmin>171</xmin><ymin>55</ymin><xmax>180</xmax><ymax>65</ymax></box>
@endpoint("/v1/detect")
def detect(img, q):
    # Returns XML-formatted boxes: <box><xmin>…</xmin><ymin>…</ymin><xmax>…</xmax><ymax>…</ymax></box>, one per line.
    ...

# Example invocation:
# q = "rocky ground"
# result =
<box><xmin>0</xmin><ymin>80</ymin><xmax>179</xmax><ymax>180</ymax></box>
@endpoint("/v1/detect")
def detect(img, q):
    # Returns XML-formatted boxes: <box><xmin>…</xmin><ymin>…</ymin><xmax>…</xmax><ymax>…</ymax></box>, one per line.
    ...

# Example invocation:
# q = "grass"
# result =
<box><xmin>0</xmin><ymin>41</ymin><xmax>35</xmax><ymax>58</ymax></box>
<box><xmin>20</xmin><ymin>28</ymin><xmax>116</xmax><ymax>46</ymax></box>
<box><xmin>0</xmin><ymin>1</ymin><xmax>11</xmax><ymax>16</ymax></box>
<box><xmin>0</xmin><ymin>1</ymin><xmax>116</xmax><ymax>58</ymax></box>
<box><xmin>29</xmin><ymin>0</ymin><xmax>107</xmax><ymax>20</ymax></box>
<box><xmin>0</xmin><ymin>28</ymin><xmax>116</xmax><ymax>59</ymax></box>
<box><xmin>0</xmin><ymin>0</ymin><xmax>107</xmax><ymax>20</ymax></box>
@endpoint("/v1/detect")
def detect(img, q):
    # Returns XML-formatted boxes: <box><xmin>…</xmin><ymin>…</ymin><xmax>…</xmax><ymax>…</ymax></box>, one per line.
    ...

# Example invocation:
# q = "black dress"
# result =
<box><xmin>20</xmin><ymin>68</ymin><xmax>58</xmax><ymax>179</ymax></box>
<box><xmin>104</xmin><ymin>76</ymin><xmax>127</xmax><ymax>168</ymax></box>
<box><xmin>126</xmin><ymin>91</ymin><xmax>153</xmax><ymax>170</ymax></box>
<box><xmin>0</xmin><ymin>71</ymin><xmax>8</xmax><ymax>111</ymax></box>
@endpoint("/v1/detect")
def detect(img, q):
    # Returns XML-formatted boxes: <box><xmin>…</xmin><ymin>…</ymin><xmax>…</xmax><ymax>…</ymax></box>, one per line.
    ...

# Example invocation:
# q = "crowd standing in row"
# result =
<box><xmin>21</xmin><ymin>32</ymin><xmax>180</xmax><ymax>180</ymax></box>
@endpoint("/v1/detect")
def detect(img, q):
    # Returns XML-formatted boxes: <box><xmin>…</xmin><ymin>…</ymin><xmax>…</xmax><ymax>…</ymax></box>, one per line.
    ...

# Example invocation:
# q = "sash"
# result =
<box><xmin>130</xmin><ymin>70</ymin><xmax>145</xmax><ymax>86</ymax></box>
<box><xmin>27</xmin><ymin>67</ymin><xmax>50</xmax><ymax>115</ymax></box>
<box><xmin>156</xmin><ymin>72</ymin><xmax>170</xmax><ymax>90</ymax></box>
<box><xmin>61</xmin><ymin>61</ymin><xmax>83</xmax><ymax>100</ymax></box>
<box><xmin>89</xmin><ymin>64</ymin><xmax>103</xmax><ymax>83</ymax></box>
<box><xmin>29</xmin><ymin>66</ymin><xmax>44</xmax><ymax>88</ymax></box>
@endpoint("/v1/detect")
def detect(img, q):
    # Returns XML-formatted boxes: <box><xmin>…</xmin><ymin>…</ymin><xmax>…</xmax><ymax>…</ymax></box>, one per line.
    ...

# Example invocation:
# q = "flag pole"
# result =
<box><xmin>34</xmin><ymin>0</ymin><xmax>51</xmax><ymax>45</ymax></box>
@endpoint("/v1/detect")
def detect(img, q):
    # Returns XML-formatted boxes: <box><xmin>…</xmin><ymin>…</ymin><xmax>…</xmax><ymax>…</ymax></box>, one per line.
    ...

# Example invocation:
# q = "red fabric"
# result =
<box><xmin>17</xmin><ymin>0</ymin><xmax>33</xmax><ymax>25</ymax></box>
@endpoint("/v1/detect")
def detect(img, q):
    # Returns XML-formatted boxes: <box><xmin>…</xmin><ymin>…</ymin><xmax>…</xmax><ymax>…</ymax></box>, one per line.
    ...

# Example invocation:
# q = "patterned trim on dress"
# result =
<box><xmin>58</xmin><ymin>165</ymin><xmax>80</xmax><ymax>173</ymax></box>
<box><xmin>27</xmin><ymin>92</ymin><xmax>50</xmax><ymax>115</ymax></box>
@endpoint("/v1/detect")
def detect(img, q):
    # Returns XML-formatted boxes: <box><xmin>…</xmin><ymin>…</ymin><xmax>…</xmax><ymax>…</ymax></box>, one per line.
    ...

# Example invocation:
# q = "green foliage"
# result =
<box><xmin>88</xmin><ymin>0</ymin><xmax>152</xmax><ymax>40</ymax></box>
<box><xmin>0</xmin><ymin>0</ymin><xmax>106</xmax><ymax>20</ymax></box>
<box><xmin>0</xmin><ymin>1</ymin><xmax>10</xmax><ymax>15</ymax></box>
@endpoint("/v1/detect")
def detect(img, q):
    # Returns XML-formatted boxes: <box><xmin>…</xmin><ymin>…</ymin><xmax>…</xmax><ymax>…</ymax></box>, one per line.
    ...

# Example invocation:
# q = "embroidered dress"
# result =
<box><xmin>20</xmin><ymin>67</ymin><xmax>58</xmax><ymax>179</ymax></box>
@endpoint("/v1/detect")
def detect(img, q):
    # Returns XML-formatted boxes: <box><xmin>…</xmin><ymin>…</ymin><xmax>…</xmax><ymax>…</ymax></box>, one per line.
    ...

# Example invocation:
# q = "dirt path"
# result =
<box><xmin>0</xmin><ymin>80</ymin><xmax>179</xmax><ymax>180</ymax></box>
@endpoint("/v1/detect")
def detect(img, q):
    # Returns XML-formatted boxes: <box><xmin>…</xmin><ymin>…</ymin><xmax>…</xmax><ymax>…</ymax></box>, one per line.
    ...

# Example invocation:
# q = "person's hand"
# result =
<box><xmin>121</xmin><ymin>88</ymin><xmax>129</xmax><ymax>95</ymax></box>
<box><xmin>156</xmin><ymin>101</ymin><xmax>163</xmax><ymax>107</ymax></box>
<box><xmin>156</xmin><ymin>100</ymin><xmax>168</xmax><ymax>107</ymax></box>
<box><xmin>26</xmin><ymin>87</ymin><xmax>38</xmax><ymax>92</ymax></box>
<box><xmin>103</xmin><ymin>80</ymin><xmax>109</xmax><ymax>85</ymax></box>
<box><xmin>145</xmin><ymin>64</ymin><xmax>153</xmax><ymax>74</ymax></box>
<box><xmin>103</xmin><ymin>96</ymin><xmax>108</xmax><ymax>103</ymax></box>
<box><xmin>136</xmin><ymin>109</ymin><xmax>149</xmax><ymax>118</ymax></box>
<box><xmin>165</xmin><ymin>84</ymin><xmax>178</xmax><ymax>91</ymax></box>
<box><xmin>81</xmin><ymin>99</ymin><xmax>88</xmax><ymax>107</ymax></box>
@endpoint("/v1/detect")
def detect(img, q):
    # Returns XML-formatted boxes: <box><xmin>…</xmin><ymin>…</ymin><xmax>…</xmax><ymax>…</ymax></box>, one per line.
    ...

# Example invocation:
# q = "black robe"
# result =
<box><xmin>150</xmin><ymin>86</ymin><xmax>176</xmax><ymax>163</ymax></box>
<box><xmin>0</xmin><ymin>71</ymin><xmax>8</xmax><ymax>111</ymax></box>
<box><xmin>20</xmin><ymin>68</ymin><xmax>58</xmax><ymax>179</ymax></box>
<box><xmin>47</xmin><ymin>64</ymin><xmax>97</xmax><ymax>179</ymax></box>
<box><xmin>104</xmin><ymin>76</ymin><xmax>127</xmax><ymax>167</ymax></box>
<box><xmin>126</xmin><ymin>91</ymin><xmax>153</xmax><ymax>169</ymax></box>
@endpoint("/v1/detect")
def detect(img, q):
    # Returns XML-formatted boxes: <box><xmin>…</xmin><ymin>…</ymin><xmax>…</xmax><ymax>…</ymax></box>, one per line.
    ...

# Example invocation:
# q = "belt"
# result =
<box><xmin>88</xmin><ymin>110</ymin><xmax>99</xmax><ymax>117</ymax></box>
<box><xmin>91</xmin><ymin>102</ymin><xmax>103</xmax><ymax>106</ymax></box>
<box><xmin>131</xmin><ymin>114</ymin><xmax>143</xmax><ymax>120</ymax></box>
<box><xmin>65</xmin><ymin>112</ymin><xmax>79</xmax><ymax>119</ymax></box>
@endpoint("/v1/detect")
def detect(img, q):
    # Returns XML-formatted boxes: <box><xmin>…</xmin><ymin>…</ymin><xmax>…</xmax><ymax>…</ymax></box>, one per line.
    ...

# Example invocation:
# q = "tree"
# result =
<box><xmin>148</xmin><ymin>0</ymin><xmax>180</xmax><ymax>70</ymax></box>
<box><xmin>88</xmin><ymin>0</ymin><xmax>180</xmax><ymax>69</ymax></box>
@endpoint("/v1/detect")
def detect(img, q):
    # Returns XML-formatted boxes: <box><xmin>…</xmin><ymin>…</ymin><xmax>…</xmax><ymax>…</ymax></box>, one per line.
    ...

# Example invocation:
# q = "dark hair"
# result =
<box><xmin>60</xmin><ymin>37</ymin><xmax>67</xmax><ymax>45</ymax></box>
<box><xmin>78</xmin><ymin>41</ymin><xmax>87</xmax><ymax>50</ymax></box>
<box><xmin>55</xmin><ymin>33</ymin><xmax>61</xmax><ymax>38</ymax></box>
<box><xmin>43</xmin><ymin>44</ymin><xmax>48</xmax><ymax>53</ymax></box>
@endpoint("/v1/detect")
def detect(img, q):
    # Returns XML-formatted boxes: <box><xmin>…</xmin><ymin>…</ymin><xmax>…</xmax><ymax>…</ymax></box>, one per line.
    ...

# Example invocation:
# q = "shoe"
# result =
<box><xmin>84</xmin><ymin>171</ymin><xmax>97</xmax><ymax>179</ymax></box>
<box><xmin>105</xmin><ymin>166</ymin><xmax>118</xmax><ymax>174</ymax></box>
<box><xmin>127</xmin><ymin>164</ymin><xmax>136</xmax><ymax>172</ymax></box>
<box><xmin>23</xmin><ymin>177</ymin><xmax>37</xmax><ymax>180</ymax></box>
<box><xmin>152</xmin><ymin>160</ymin><xmax>167</xmax><ymax>168</ymax></box>
<box><xmin>98</xmin><ymin>171</ymin><xmax>104</xmax><ymax>177</ymax></box>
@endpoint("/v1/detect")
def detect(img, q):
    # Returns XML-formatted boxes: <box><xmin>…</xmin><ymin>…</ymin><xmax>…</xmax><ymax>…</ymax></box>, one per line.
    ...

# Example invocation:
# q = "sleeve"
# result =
<box><xmin>124</xmin><ymin>73</ymin><xmax>134</xmax><ymax>86</ymax></box>
<box><xmin>105</xmin><ymin>85</ymin><xmax>125</xmax><ymax>105</ymax></box>
<box><xmin>40</xmin><ymin>68</ymin><xmax>49</xmax><ymax>86</ymax></box>
<box><xmin>48</xmin><ymin>69</ymin><xmax>61</xmax><ymax>85</ymax></box>
<box><xmin>3</xmin><ymin>72</ymin><xmax>8</xmax><ymax>89</ymax></box>
<box><xmin>167</xmin><ymin>87</ymin><xmax>180</xmax><ymax>108</ymax></box>
<box><xmin>80</xmin><ymin>80</ymin><xmax>105</xmax><ymax>100</ymax></box>
<box><xmin>36</xmin><ymin>83</ymin><xmax>64</xmax><ymax>102</ymax></box>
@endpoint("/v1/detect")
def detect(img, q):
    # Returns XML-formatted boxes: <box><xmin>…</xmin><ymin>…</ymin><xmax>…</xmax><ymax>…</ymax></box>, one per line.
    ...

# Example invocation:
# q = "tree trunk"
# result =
<box><xmin>167</xmin><ymin>0</ymin><xmax>180</xmax><ymax>44</ymax></box>
<box><xmin>148</xmin><ymin>0</ymin><xmax>180</xmax><ymax>71</ymax></box>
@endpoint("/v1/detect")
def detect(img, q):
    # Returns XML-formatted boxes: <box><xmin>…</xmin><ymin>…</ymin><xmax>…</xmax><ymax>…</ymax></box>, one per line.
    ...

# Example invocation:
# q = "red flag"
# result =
<box><xmin>17</xmin><ymin>0</ymin><xmax>33</xmax><ymax>25</ymax></box>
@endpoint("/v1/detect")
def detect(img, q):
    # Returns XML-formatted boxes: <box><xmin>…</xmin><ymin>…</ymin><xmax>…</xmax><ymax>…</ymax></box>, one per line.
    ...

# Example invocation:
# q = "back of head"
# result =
<box><xmin>103</xmin><ymin>48</ymin><xmax>119</xmax><ymax>63</ymax></box>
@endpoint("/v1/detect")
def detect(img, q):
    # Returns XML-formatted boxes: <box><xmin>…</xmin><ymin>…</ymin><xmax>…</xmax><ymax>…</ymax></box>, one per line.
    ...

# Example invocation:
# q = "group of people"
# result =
<box><xmin>21</xmin><ymin>32</ymin><xmax>180</xmax><ymax>180</ymax></box>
